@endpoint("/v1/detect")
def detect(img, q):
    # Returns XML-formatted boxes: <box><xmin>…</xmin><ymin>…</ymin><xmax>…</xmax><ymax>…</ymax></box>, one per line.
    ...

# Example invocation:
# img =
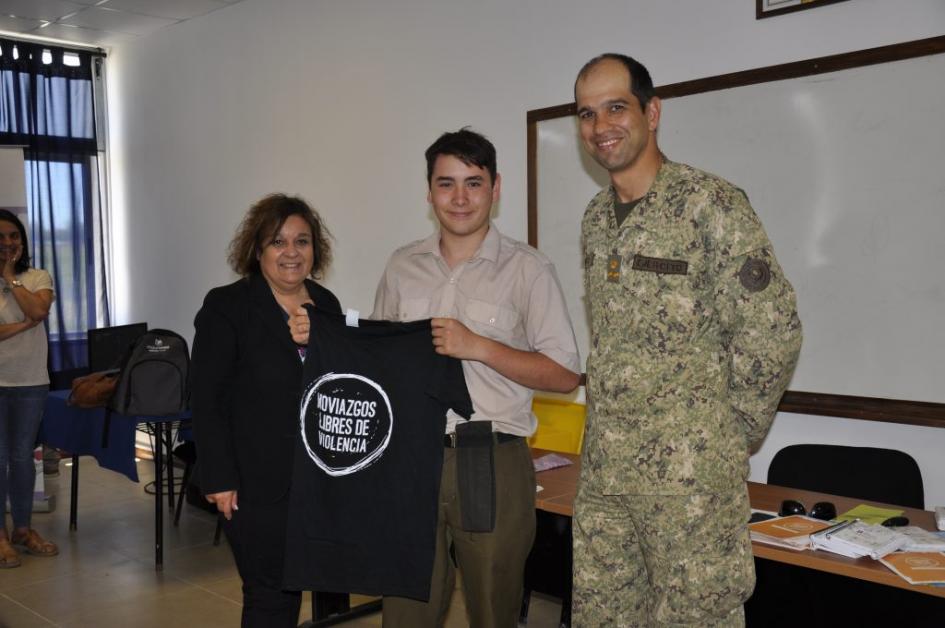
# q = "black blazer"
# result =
<box><xmin>191</xmin><ymin>273</ymin><xmax>341</xmax><ymax>504</ymax></box>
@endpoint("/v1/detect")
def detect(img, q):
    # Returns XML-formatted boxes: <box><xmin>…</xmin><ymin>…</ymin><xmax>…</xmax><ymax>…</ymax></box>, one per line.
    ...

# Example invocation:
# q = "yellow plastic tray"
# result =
<box><xmin>527</xmin><ymin>397</ymin><xmax>586</xmax><ymax>455</ymax></box>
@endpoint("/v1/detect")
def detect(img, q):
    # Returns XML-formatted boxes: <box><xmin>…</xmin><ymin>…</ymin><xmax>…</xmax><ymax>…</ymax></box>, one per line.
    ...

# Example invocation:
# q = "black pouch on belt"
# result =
<box><xmin>456</xmin><ymin>420</ymin><xmax>496</xmax><ymax>533</ymax></box>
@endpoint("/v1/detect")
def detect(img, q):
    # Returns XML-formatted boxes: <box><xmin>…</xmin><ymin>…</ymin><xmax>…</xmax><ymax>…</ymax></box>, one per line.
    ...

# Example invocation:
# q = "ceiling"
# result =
<box><xmin>0</xmin><ymin>0</ymin><xmax>245</xmax><ymax>50</ymax></box>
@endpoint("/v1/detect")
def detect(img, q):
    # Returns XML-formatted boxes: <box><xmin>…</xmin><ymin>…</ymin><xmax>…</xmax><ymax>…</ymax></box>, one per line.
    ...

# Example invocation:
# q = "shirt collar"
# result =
<box><xmin>413</xmin><ymin>222</ymin><xmax>501</xmax><ymax>264</ymax></box>
<box><xmin>476</xmin><ymin>222</ymin><xmax>501</xmax><ymax>263</ymax></box>
<box><xmin>415</xmin><ymin>230</ymin><xmax>442</xmax><ymax>256</ymax></box>
<box><xmin>609</xmin><ymin>154</ymin><xmax>675</xmax><ymax>214</ymax></box>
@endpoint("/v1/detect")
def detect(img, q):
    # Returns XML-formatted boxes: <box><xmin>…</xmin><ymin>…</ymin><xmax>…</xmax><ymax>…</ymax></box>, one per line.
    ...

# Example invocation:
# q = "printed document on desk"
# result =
<box><xmin>897</xmin><ymin>527</ymin><xmax>945</xmax><ymax>553</ymax></box>
<box><xmin>749</xmin><ymin>515</ymin><xmax>832</xmax><ymax>551</ymax></box>
<box><xmin>880</xmin><ymin>552</ymin><xmax>945</xmax><ymax>585</ymax></box>
<box><xmin>533</xmin><ymin>453</ymin><xmax>573</xmax><ymax>473</ymax></box>
<box><xmin>836</xmin><ymin>503</ymin><xmax>904</xmax><ymax>525</ymax></box>
<box><xmin>811</xmin><ymin>520</ymin><xmax>908</xmax><ymax>559</ymax></box>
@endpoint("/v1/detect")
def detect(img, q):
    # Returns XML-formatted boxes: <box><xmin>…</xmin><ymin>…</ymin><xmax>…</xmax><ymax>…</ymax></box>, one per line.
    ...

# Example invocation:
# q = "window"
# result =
<box><xmin>1</xmin><ymin>38</ymin><xmax>110</xmax><ymax>371</ymax></box>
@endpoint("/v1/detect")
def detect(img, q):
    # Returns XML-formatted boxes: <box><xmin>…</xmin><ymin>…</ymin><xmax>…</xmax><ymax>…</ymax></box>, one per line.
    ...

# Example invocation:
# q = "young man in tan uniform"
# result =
<box><xmin>374</xmin><ymin>128</ymin><xmax>581</xmax><ymax>627</ymax></box>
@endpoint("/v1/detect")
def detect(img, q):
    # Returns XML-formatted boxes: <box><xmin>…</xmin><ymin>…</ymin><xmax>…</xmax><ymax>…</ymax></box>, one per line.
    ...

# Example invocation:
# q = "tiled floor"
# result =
<box><xmin>0</xmin><ymin>457</ymin><xmax>562</xmax><ymax>627</ymax></box>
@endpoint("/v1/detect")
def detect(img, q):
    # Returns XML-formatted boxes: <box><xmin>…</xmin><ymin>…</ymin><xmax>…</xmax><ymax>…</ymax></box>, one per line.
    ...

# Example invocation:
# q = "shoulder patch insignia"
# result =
<box><xmin>738</xmin><ymin>258</ymin><xmax>771</xmax><ymax>292</ymax></box>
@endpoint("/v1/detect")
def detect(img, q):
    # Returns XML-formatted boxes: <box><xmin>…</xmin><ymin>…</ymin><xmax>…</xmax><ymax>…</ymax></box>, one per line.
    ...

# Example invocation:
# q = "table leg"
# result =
<box><xmin>69</xmin><ymin>454</ymin><xmax>79</xmax><ymax>531</ymax></box>
<box><xmin>154</xmin><ymin>423</ymin><xmax>164</xmax><ymax>570</ymax></box>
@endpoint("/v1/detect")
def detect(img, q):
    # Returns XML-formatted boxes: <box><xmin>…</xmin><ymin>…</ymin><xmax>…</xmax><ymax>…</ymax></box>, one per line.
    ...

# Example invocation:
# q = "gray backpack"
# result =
<box><xmin>109</xmin><ymin>329</ymin><xmax>190</xmax><ymax>416</ymax></box>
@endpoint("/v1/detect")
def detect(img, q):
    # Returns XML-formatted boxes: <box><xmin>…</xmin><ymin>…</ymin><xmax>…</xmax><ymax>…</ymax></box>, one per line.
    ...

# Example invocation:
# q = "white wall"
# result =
<box><xmin>106</xmin><ymin>0</ymin><xmax>945</xmax><ymax>506</ymax></box>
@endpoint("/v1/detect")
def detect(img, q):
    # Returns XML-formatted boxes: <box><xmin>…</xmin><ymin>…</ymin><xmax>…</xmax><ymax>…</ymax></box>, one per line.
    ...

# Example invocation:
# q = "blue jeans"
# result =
<box><xmin>0</xmin><ymin>385</ymin><xmax>49</xmax><ymax>530</ymax></box>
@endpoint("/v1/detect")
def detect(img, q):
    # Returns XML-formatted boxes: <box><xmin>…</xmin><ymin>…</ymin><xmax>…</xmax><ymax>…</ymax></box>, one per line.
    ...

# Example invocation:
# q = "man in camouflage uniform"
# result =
<box><xmin>571</xmin><ymin>54</ymin><xmax>802</xmax><ymax>626</ymax></box>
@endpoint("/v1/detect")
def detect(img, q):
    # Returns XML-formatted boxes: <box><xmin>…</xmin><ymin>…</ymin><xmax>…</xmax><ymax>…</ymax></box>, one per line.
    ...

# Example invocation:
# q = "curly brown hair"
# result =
<box><xmin>227</xmin><ymin>194</ymin><xmax>333</xmax><ymax>279</ymax></box>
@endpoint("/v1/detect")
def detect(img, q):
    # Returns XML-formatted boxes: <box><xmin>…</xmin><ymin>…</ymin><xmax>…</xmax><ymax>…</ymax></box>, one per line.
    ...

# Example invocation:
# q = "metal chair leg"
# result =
<box><xmin>213</xmin><ymin>515</ymin><xmax>223</xmax><ymax>546</ymax></box>
<box><xmin>165</xmin><ymin>424</ymin><xmax>175</xmax><ymax>509</ymax></box>
<box><xmin>174</xmin><ymin>462</ymin><xmax>192</xmax><ymax>527</ymax></box>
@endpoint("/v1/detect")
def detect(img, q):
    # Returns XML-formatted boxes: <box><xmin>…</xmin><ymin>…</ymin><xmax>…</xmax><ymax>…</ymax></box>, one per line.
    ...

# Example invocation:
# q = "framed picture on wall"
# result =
<box><xmin>756</xmin><ymin>0</ymin><xmax>851</xmax><ymax>20</ymax></box>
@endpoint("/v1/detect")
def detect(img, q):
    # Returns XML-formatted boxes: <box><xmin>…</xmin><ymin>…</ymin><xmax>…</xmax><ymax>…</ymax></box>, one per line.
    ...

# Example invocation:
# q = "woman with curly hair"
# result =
<box><xmin>191</xmin><ymin>194</ymin><xmax>341</xmax><ymax>626</ymax></box>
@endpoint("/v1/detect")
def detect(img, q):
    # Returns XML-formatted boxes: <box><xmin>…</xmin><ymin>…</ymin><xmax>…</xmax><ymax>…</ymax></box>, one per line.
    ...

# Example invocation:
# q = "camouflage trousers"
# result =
<box><xmin>572</xmin><ymin>486</ymin><xmax>755</xmax><ymax>627</ymax></box>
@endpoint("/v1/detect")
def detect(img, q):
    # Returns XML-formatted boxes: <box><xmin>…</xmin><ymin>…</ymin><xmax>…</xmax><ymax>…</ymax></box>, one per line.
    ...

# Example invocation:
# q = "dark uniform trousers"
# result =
<box><xmin>383</xmin><ymin>436</ymin><xmax>536</xmax><ymax>628</ymax></box>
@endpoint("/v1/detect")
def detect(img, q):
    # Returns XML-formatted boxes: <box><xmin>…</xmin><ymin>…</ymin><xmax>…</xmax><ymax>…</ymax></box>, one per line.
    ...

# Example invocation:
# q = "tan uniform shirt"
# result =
<box><xmin>372</xmin><ymin>223</ymin><xmax>580</xmax><ymax>437</ymax></box>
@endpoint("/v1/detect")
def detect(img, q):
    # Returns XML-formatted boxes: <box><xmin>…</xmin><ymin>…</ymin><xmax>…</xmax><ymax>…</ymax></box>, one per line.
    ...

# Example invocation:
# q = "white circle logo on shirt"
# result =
<box><xmin>300</xmin><ymin>373</ymin><xmax>393</xmax><ymax>476</ymax></box>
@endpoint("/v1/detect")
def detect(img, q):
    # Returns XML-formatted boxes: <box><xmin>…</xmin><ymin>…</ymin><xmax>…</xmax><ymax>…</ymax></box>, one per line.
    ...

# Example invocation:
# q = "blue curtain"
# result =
<box><xmin>0</xmin><ymin>38</ymin><xmax>109</xmax><ymax>372</ymax></box>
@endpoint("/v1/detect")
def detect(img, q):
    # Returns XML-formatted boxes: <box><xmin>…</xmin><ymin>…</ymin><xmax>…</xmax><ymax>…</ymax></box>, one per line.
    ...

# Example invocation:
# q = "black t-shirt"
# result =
<box><xmin>614</xmin><ymin>197</ymin><xmax>643</xmax><ymax>227</ymax></box>
<box><xmin>282</xmin><ymin>307</ymin><xmax>472</xmax><ymax>600</ymax></box>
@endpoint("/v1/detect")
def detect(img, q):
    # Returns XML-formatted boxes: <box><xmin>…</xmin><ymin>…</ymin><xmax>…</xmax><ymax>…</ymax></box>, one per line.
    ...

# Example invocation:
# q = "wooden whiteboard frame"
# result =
<box><xmin>526</xmin><ymin>35</ymin><xmax>945</xmax><ymax>428</ymax></box>
<box><xmin>755</xmin><ymin>0</ymin><xmax>851</xmax><ymax>21</ymax></box>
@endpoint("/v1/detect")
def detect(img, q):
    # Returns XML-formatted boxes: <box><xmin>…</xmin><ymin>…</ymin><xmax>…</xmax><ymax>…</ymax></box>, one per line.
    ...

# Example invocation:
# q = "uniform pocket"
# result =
<box><xmin>465</xmin><ymin>298</ymin><xmax>520</xmax><ymax>341</ymax></box>
<box><xmin>619</xmin><ymin>266</ymin><xmax>708</xmax><ymax>355</ymax></box>
<box><xmin>399</xmin><ymin>297</ymin><xmax>431</xmax><ymax>322</ymax></box>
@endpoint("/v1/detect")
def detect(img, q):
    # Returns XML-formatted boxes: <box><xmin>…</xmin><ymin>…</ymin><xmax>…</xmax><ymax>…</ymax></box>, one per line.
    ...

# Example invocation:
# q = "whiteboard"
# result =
<box><xmin>0</xmin><ymin>147</ymin><xmax>26</xmax><ymax>208</ymax></box>
<box><xmin>535</xmin><ymin>52</ymin><xmax>945</xmax><ymax>403</ymax></box>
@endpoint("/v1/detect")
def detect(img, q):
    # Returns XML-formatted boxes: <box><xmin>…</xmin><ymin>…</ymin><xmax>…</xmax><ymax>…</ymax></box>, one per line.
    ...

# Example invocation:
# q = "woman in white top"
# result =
<box><xmin>0</xmin><ymin>209</ymin><xmax>57</xmax><ymax>567</ymax></box>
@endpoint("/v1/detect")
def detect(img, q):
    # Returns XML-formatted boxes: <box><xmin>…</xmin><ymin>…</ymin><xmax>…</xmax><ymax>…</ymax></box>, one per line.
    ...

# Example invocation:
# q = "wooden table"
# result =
<box><xmin>530</xmin><ymin>449</ymin><xmax>945</xmax><ymax>599</ymax></box>
<box><xmin>748</xmin><ymin>482</ymin><xmax>943</xmax><ymax>598</ymax></box>
<box><xmin>533</xmin><ymin>448</ymin><xmax>581</xmax><ymax>515</ymax></box>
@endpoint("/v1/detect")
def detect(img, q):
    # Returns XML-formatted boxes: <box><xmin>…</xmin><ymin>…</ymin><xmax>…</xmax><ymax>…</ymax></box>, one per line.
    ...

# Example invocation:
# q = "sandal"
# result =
<box><xmin>0</xmin><ymin>537</ymin><xmax>21</xmax><ymax>568</ymax></box>
<box><xmin>11</xmin><ymin>529</ymin><xmax>59</xmax><ymax>557</ymax></box>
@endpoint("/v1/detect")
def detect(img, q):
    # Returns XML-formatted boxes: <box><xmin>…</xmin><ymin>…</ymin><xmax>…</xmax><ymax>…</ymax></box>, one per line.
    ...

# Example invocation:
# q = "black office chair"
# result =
<box><xmin>767</xmin><ymin>444</ymin><xmax>923</xmax><ymax>508</ymax></box>
<box><xmin>746</xmin><ymin>443</ymin><xmax>942</xmax><ymax>627</ymax></box>
<box><xmin>520</xmin><ymin>509</ymin><xmax>572</xmax><ymax>627</ymax></box>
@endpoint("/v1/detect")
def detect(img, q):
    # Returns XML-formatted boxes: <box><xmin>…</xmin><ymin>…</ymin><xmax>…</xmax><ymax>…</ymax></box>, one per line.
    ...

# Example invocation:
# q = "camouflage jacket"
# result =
<box><xmin>581</xmin><ymin>159</ymin><xmax>802</xmax><ymax>495</ymax></box>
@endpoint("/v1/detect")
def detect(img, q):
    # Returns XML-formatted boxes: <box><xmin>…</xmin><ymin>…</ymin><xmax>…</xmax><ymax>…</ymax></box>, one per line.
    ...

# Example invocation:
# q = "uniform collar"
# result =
<box><xmin>413</xmin><ymin>222</ymin><xmax>501</xmax><ymax>264</ymax></box>
<box><xmin>609</xmin><ymin>155</ymin><xmax>677</xmax><ymax>215</ymax></box>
